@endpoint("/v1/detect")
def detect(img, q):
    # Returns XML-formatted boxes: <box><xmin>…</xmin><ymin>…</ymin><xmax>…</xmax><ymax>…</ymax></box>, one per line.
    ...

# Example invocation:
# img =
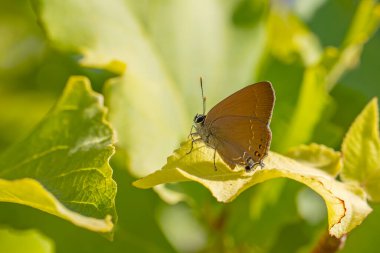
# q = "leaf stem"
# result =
<box><xmin>311</xmin><ymin>231</ymin><xmax>346</xmax><ymax>253</ymax></box>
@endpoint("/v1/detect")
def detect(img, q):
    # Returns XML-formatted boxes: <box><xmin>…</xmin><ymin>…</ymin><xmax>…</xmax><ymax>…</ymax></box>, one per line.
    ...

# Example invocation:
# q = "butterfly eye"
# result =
<box><xmin>194</xmin><ymin>114</ymin><xmax>206</xmax><ymax>124</ymax></box>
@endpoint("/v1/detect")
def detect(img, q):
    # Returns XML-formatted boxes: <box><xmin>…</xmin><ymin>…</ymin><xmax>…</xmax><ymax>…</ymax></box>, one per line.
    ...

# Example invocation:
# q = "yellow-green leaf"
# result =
<box><xmin>134</xmin><ymin>140</ymin><xmax>371</xmax><ymax>238</ymax></box>
<box><xmin>287</xmin><ymin>143</ymin><xmax>342</xmax><ymax>177</ymax></box>
<box><xmin>341</xmin><ymin>98</ymin><xmax>380</xmax><ymax>201</ymax></box>
<box><xmin>0</xmin><ymin>76</ymin><xmax>116</xmax><ymax>233</ymax></box>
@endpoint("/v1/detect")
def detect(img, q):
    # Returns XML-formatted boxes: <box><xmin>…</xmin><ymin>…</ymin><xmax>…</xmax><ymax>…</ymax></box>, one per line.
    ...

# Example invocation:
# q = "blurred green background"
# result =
<box><xmin>0</xmin><ymin>0</ymin><xmax>380</xmax><ymax>252</ymax></box>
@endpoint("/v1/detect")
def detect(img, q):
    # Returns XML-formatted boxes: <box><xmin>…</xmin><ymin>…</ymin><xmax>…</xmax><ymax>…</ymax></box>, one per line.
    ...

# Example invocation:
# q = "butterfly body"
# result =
<box><xmin>191</xmin><ymin>81</ymin><xmax>275</xmax><ymax>171</ymax></box>
<box><xmin>193</xmin><ymin>114</ymin><xmax>218</xmax><ymax>149</ymax></box>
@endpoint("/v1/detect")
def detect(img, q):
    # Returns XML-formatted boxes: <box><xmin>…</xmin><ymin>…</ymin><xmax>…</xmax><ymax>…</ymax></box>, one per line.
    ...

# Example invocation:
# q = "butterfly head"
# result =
<box><xmin>194</xmin><ymin>114</ymin><xmax>206</xmax><ymax>125</ymax></box>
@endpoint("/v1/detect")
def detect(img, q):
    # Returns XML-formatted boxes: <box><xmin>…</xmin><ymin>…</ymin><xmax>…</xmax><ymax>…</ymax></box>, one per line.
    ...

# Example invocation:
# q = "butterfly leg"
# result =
<box><xmin>213</xmin><ymin>148</ymin><xmax>218</xmax><ymax>171</ymax></box>
<box><xmin>188</xmin><ymin>125</ymin><xmax>200</xmax><ymax>139</ymax></box>
<box><xmin>186</xmin><ymin>137</ymin><xmax>202</xmax><ymax>155</ymax></box>
<box><xmin>188</xmin><ymin>125</ymin><xmax>195</xmax><ymax>138</ymax></box>
<box><xmin>186</xmin><ymin>125</ymin><xmax>197</xmax><ymax>154</ymax></box>
<box><xmin>186</xmin><ymin>139</ymin><xmax>195</xmax><ymax>155</ymax></box>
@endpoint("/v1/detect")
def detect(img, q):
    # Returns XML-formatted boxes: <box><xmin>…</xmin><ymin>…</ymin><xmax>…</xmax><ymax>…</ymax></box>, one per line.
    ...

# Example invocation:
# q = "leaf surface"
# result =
<box><xmin>134</xmin><ymin>140</ymin><xmax>371</xmax><ymax>238</ymax></box>
<box><xmin>342</xmin><ymin>98</ymin><xmax>380</xmax><ymax>201</ymax></box>
<box><xmin>287</xmin><ymin>143</ymin><xmax>342</xmax><ymax>177</ymax></box>
<box><xmin>0</xmin><ymin>76</ymin><xmax>116</xmax><ymax>233</ymax></box>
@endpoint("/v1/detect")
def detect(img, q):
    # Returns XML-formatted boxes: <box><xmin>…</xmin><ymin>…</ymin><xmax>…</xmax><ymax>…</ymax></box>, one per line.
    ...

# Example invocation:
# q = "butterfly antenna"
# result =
<box><xmin>200</xmin><ymin>77</ymin><xmax>206</xmax><ymax>114</ymax></box>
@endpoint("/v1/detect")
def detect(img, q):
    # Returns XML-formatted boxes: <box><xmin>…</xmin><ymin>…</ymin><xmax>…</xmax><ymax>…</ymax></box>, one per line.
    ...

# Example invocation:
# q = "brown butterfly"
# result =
<box><xmin>189</xmin><ymin>79</ymin><xmax>275</xmax><ymax>171</ymax></box>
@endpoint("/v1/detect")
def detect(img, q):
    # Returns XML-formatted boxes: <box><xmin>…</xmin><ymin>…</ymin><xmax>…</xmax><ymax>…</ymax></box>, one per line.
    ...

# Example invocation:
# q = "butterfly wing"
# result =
<box><xmin>205</xmin><ymin>81</ymin><xmax>275</xmax><ymax>125</ymax></box>
<box><xmin>204</xmin><ymin>82</ymin><xmax>275</xmax><ymax>169</ymax></box>
<box><xmin>209</xmin><ymin>116</ymin><xmax>271</xmax><ymax>169</ymax></box>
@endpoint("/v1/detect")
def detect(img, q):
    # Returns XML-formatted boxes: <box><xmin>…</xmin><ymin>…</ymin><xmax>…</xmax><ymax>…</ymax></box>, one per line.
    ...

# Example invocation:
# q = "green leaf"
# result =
<box><xmin>287</xmin><ymin>143</ymin><xmax>342</xmax><ymax>177</ymax></box>
<box><xmin>32</xmin><ymin>0</ymin><xmax>189</xmax><ymax>176</ymax></box>
<box><xmin>133</xmin><ymin>140</ymin><xmax>371</xmax><ymax>238</ymax></box>
<box><xmin>0</xmin><ymin>228</ymin><xmax>54</xmax><ymax>253</ymax></box>
<box><xmin>341</xmin><ymin>98</ymin><xmax>380</xmax><ymax>201</ymax></box>
<box><xmin>0</xmin><ymin>164</ymin><xmax>177</xmax><ymax>253</ymax></box>
<box><xmin>0</xmin><ymin>76</ymin><xmax>116</xmax><ymax>233</ymax></box>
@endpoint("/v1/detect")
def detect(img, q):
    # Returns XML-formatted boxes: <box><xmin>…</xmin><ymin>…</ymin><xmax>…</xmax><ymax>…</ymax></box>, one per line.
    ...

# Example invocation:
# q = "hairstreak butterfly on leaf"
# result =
<box><xmin>188</xmin><ymin>78</ymin><xmax>275</xmax><ymax>172</ymax></box>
